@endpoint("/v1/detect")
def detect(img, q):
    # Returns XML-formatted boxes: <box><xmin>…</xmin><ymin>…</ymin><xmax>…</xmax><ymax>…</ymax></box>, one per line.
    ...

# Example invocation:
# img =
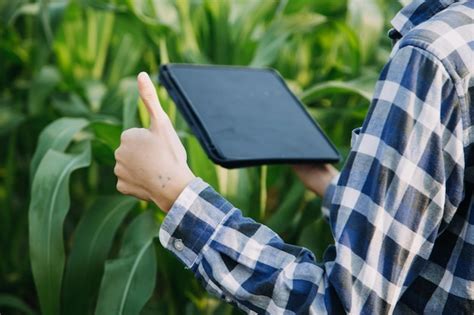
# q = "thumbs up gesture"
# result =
<box><xmin>114</xmin><ymin>72</ymin><xmax>195</xmax><ymax>212</ymax></box>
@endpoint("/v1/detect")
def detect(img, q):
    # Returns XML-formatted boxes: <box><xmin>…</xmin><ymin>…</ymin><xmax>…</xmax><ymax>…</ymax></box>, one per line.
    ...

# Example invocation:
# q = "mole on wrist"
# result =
<box><xmin>158</xmin><ymin>174</ymin><xmax>172</xmax><ymax>188</ymax></box>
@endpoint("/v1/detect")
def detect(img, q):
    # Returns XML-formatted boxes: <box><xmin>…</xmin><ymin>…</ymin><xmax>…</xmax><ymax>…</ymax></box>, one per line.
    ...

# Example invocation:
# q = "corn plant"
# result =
<box><xmin>0</xmin><ymin>0</ymin><xmax>401</xmax><ymax>314</ymax></box>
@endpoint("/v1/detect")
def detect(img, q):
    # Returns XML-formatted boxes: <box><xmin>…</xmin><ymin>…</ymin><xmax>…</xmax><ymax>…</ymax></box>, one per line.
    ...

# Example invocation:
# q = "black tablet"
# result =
<box><xmin>159</xmin><ymin>63</ymin><xmax>340</xmax><ymax>168</ymax></box>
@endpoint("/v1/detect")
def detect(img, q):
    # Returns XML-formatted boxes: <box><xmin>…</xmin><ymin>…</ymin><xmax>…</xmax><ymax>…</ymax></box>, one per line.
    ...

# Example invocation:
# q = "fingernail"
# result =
<box><xmin>137</xmin><ymin>72</ymin><xmax>148</xmax><ymax>80</ymax></box>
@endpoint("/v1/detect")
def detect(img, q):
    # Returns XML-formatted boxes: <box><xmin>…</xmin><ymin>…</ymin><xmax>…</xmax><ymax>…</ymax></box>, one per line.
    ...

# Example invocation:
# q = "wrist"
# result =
<box><xmin>150</xmin><ymin>169</ymin><xmax>196</xmax><ymax>212</ymax></box>
<box><xmin>317</xmin><ymin>164</ymin><xmax>339</xmax><ymax>197</ymax></box>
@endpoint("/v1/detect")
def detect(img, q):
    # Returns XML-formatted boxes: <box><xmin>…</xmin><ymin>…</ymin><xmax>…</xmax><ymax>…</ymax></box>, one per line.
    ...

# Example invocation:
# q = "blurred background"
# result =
<box><xmin>0</xmin><ymin>0</ymin><xmax>404</xmax><ymax>314</ymax></box>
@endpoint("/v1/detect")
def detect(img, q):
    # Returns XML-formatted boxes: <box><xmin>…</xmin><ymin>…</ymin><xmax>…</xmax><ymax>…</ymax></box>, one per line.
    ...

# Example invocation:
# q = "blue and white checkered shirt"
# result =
<box><xmin>159</xmin><ymin>1</ymin><xmax>474</xmax><ymax>313</ymax></box>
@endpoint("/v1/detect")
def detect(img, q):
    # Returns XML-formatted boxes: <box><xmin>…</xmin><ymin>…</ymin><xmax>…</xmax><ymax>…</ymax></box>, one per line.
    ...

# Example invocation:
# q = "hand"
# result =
<box><xmin>292</xmin><ymin>164</ymin><xmax>339</xmax><ymax>197</ymax></box>
<box><xmin>114</xmin><ymin>72</ymin><xmax>195</xmax><ymax>212</ymax></box>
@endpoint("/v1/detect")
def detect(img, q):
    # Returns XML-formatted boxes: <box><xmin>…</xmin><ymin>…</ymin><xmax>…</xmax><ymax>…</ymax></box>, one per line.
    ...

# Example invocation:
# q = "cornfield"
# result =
<box><xmin>0</xmin><ymin>0</ymin><xmax>401</xmax><ymax>314</ymax></box>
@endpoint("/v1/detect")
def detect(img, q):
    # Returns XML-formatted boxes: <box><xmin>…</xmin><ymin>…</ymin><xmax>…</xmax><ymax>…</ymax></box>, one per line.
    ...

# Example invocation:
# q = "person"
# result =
<box><xmin>113</xmin><ymin>0</ymin><xmax>474</xmax><ymax>313</ymax></box>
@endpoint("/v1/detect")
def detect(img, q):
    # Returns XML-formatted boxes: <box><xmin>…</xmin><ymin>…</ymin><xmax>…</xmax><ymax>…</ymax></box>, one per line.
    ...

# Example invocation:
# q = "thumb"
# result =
<box><xmin>137</xmin><ymin>71</ymin><xmax>164</xmax><ymax>130</ymax></box>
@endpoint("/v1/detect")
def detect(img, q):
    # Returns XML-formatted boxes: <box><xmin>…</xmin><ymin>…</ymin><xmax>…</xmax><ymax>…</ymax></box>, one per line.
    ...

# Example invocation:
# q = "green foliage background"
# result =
<box><xmin>0</xmin><ymin>0</ymin><xmax>402</xmax><ymax>314</ymax></box>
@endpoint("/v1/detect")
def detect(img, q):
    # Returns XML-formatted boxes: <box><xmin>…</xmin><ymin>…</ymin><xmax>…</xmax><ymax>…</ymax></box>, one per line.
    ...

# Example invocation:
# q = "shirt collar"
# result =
<box><xmin>391</xmin><ymin>0</ymin><xmax>459</xmax><ymax>36</ymax></box>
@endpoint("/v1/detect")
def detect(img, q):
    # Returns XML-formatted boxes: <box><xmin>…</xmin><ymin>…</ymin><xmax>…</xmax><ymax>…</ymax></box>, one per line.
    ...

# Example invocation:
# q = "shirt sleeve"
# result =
<box><xmin>322</xmin><ymin>127</ymin><xmax>359</xmax><ymax>220</ymax></box>
<box><xmin>322</xmin><ymin>174</ymin><xmax>339</xmax><ymax>220</ymax></box>
<box><xmin>159</xmin><ymin>45</ymin><xmax>465</xmax><ymax>314</ymax></box>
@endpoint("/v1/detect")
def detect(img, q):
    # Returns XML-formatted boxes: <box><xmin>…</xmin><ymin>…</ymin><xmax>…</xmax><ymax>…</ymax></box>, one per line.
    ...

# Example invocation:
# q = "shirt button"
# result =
<box><xmin>173</xmin><ymin>239</ymin><xmax>184</xmax><ymax>251</ymax></box>
<box><xmin>225</xmin><ymin>296</ymin><xmax>232</xmax><ymax>303</ymax></box>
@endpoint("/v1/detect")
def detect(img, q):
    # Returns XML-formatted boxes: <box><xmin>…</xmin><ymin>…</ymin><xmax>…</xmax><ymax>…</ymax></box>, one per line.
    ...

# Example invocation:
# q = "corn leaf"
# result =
<box><xmin>121</xmin><ymin>78</ymin><xmax>139</xmax><ymax>130</ymax></box>
<box><xmin>297</xmin><ymin>217</ymin><xmax>334</xmax><ymax>261</ymax></box>
<box><xmin>347</xmin><ymin>0</ymin><xmax>383</xmax><ymax>62</ymax></box>
<box><xmin>27</xmin><ymin>65</ymin><xmax>61</xmax><ymax>115</ymax></box>
<box><xmin>0</xmin><ymin>294</ymin><xmax>37</xmax><ymax>315</ymax></box>
<box><xmin>95</xmin><ymin>211</ymin><xmax>159</xmax><ymax>315</ymax></box>
<box><xmin>266</xmin><ymin>181</ymin><xmax>305</xmax><ymax>234</ymax></box>
<box><xmin>62</xmin><ymin>196</ymin><xmax>137</xmax><ymax>315</ymax></box>
<box><xmin>54</xmin><ymin>2</ymin><xmax>115</xmax><ymax>82</ymax></box>
<box><xmin>0</xmin><ymin>106</ymin><xmax>25</xmax><ymax>136</ymax></box>
<box><xmin>30</xmin><ymin>117</ymin><xmax>89</xmax><ymax>180</ymax></box>
<box><xmin>90</xmin><ymin>120</ymin><xmax>122</xmax><ymax>165</ymax></box>
<box><xmin>125</xmin><ymin>0</ymin><xmax>178</xmax><ymax>29</ymax></box>
<box><xmin>251</xmin><ymin>12</ymin><xmax>326</xmax><ymax>67</ymax></box>
<box><xmin>52</xmin><ymin>94</ymin><xmax>91</xmax><ymax>117</ymax></box>
<box><xmin>90</xmin><ymin>121</ymin><xmax>122</xmax><ymax>151</ymax></box>
<box><xmin>300</xmin><ymin>77</ymin><xmax>376</xmax><ymax>104</ymax></box>
<box><xmin>29</xmin><ymin>143</ymin><xmax>91</xmax><ymax>315</ymax></box>
<box><xmin>105</xmin><ymin>16</ymin><xmax>145</xmax><ymax>86</ymax></box>
<box><xmin>187</xmin><ymin>136</ymin><xmax>219</xmax><ymax>188</ymax></box>
<box><xmin>219</xmin><ymin>168</ymin><xmax>253</xmax><ymax>211</ymax></box>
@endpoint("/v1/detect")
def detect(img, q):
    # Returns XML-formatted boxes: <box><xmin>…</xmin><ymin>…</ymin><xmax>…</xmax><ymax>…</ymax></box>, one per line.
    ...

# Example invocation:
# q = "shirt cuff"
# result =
<box><xmin>321</xmin><ymin>174</ymin><xmax>339</xmax><ymax>220</ymax></box>
<box><xmin>158</xmin><ymin>177</ymin><xmax>235</xmax><ymax>269</ymax></box>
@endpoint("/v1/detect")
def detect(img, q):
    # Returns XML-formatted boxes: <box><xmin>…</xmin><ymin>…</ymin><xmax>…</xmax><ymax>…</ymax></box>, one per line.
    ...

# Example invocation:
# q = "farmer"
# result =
<box><xmin>114</xmin><ymin>0</ymin><xmax>474</xmax><ymax>313</ymax></box>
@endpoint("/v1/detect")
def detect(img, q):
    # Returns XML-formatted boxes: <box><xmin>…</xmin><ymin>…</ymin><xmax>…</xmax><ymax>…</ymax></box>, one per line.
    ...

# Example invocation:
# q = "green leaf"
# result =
<box><xmin>0</xmin><ymin>294</ymin><xmax>37</xmax><ymax>315</ymax></box>
<box><xmin>105</xmin><ymin>16</ymin><xmax>145</xmax><ymax>86</ymax></box>
<box><xmin>284</xmin><ymin>0</ymin><xmax>347</xmax><ymax>16</ymax></box>
<box><xmin>52</xmin><ymin>94</ymin><xmax>91</xmax><ymax>117</ymax></box>
<box><xmin>30</xmin><ymin>117</ymin><xmax>89</xmax><ymax>181</ymax></box>
<box><xmin>28</xmin><ymin>65</ymin><xmax>61</xmax><ymax>115</ymax></box>
<box><xmin>0</xmin><ymin>2</ymin><xmax>31</xmax><ymax>24</ymax></box>
<box><xmin>297</xmin><ymin>217</ymin><xmax>334</xmax><ymax>261</ymax></box>
<box><xmin>288</xmin><ymin>197</ymin><xmax>323</xmax><ymax>241</ymax></box>
<box><xmin>84</xmin><ymin>80</ymin><xmax>107</xmax><ymax>112</ymax></box>
<box><xmin>90</xmin><ymin>120</ymin><xmax>122</xmax><ymax>151</ymax></box>
<box><xmin>266</xmin><ymin>181</ymin><xmax>305</xmax><ymax>234</ymax></box>
<box><xmin>218</xmin><ymin>168</ymin><xmax>253</xmax><ymax>211</ymax></box>
<box><xmin>54</xmin><ymin>2</ymin><xmax>115</xmax><ymax>82</ymax></box>
<box><xmin>175</xmin><ymin>0</ymin><xmax>206</xmax><ymax>63</ymax></box>
<box><xmin>121</xmin><ymin>79</ymin><xmax>139</xmax><ymax>130</ymax></box>
<box><xmin>300</xmin><ymin>77</ymin><xmax>376</xmax><ymax>104</ymax></box>
<box><xmin>91</xmin><ymin>140</ymin><xmax>116</xmax><ymax>166</ymax></box>
<box><xmin>95</xmin><ymin>211</ymin><xmax>159</xmax><ymax>315</ymax></box>
<box><xmin>0</xmin><ymin>106</ymin><xmax>25</xmax><ymax>136</ymax></box>
<box><xmin>251</xmin><ymin>12</ymin><xmax>326</xmax><ymax>67</ymax></box>
<box><xmin>89</xmin><ymin>120</ymin><xmax>122</xmax><ymax>165</ymax></box>
<box><xmin>62</xmin><ymin>196</ymin><xmax>137</xmax><ymax>315</ymax></box>
<box><xmin>187</xmin><ymin>135</ymin><xmax>219</xmax><ymax>188</ymax></box>
<box><xmin>28</xmin><ymin>143</ymin><xmax>92</xmax><ymax>315</ymax></box>
<box><xmin>125</xmin><ymin>0</ymin><xmax>178</xmax><ymax>29</ymax></box>
<box><xmin>347</xmin><ymin>0</ymin><xmax>383</xmax><ymax>62</ymax></box>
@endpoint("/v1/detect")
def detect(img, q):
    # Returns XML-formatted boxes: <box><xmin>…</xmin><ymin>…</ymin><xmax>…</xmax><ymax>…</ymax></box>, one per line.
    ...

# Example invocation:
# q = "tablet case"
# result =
<box><xmin>159</xmin><ymin>63</ymin><xmax>340</xmax><ymax>168</ymax></box>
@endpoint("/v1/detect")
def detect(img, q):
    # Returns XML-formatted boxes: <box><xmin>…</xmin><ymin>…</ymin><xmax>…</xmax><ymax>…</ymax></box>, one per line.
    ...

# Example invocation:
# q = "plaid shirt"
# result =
<box><xmin>159</xmin><ymin>0</ymin><xmax>474</xmax><ymax>313</ymax></box>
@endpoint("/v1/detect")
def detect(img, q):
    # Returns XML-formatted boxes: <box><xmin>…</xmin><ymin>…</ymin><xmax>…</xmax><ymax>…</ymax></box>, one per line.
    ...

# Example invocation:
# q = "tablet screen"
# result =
<box><xmin>161</xmin><ymin>64</ymin><xmax>339</xmax><ymax>166</ymax></box>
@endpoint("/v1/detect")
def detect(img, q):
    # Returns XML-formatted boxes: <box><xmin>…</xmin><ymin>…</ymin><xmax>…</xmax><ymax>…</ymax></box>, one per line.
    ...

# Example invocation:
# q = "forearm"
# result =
<box><xmin>293</xmin><ymin>164</ymin><xmax>339</xmax><ymax>197</ymax></box>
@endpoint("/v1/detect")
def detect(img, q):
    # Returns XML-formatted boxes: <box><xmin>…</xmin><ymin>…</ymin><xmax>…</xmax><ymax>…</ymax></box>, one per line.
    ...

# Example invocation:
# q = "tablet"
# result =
<box><xmin>159</xmin><ymin>63</ymin><xmax>340</xmax><ymax>168</ymax></box>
